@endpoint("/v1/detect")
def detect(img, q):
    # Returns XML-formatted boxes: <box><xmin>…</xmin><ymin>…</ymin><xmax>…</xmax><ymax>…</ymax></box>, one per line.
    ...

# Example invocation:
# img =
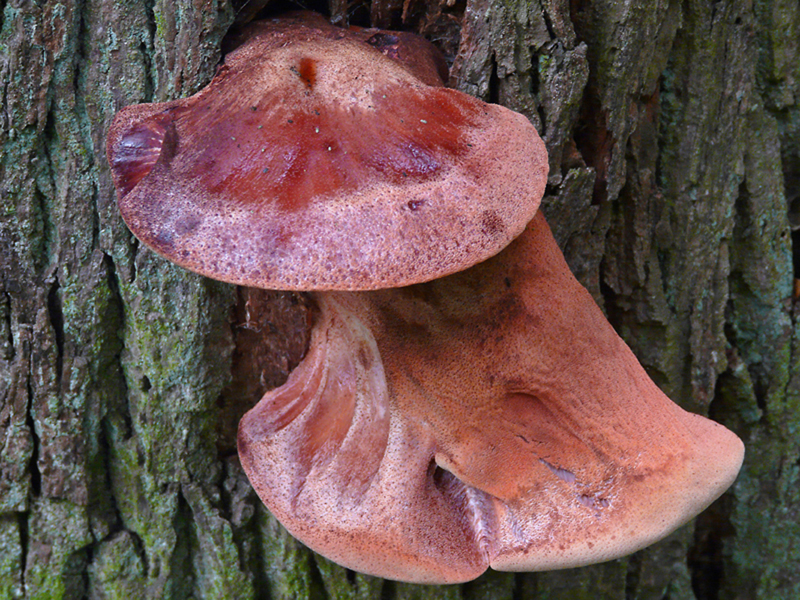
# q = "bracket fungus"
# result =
<box><xmin>107</xmin><ymin>12</ymin><xmax>744</xmax><ymax>585</ymax></box>
<box><xmin>238</xmin><ymin>213</ymin><xmax>744</xmax><ymax>582</ymax></box>
<box><xmin>107</xmin><ymin>12</ymin><xmax>545</xmax><ymax>291</ymax></box>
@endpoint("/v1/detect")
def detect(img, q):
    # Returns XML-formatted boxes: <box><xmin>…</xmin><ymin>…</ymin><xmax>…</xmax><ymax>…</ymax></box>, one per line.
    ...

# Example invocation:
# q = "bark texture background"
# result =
<box><xmin>1</xmin><ymin>0</ymin><xmax>799</xmax><ymax>598</ymax></box>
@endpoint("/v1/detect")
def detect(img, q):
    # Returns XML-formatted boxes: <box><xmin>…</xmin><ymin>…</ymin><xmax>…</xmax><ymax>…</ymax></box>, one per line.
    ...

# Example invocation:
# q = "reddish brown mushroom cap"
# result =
<box><xmin>106</xmin><ymin>15</ymin><xmax>547</xmax><ymax>291</ymax></box>
<box><xmin>237</xmin><ymin>212</ymin><xmax>744</xmax><ymax>583</ymax></box>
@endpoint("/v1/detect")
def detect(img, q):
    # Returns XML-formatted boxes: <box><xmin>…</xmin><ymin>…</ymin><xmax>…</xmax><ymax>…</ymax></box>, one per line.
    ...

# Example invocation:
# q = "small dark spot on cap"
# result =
<box><xmin>153</xmin><ymin>227</ymin><xmax>175</xmax><ymax>251</ymax></box>
<box><xmin>480</xmin><ymin>210</ymin><xmax>505</xmax><ymax>237</ymax></box>
<box><xmin>175</xmin><ymin>214</ymin><xmax>201</xmax><ymax>236</ymax></box>
<box><xmin>357</xmin><ymin>344</ymin><xmax>372</xmax><ymax>369</ymax></box>
<box><xmin>504</xmin><ymin>277</ymin><xmax>512</xmax><ymax>288</ymax></box>
<box><xmin>407</xmin><ymin>199</ymin><xmax>425</xmax><ymax>211</ymax></box>
<box><xmin>237</xmin><ymin>435</ymin><xmax>251</xmax><ymax>460</ymax></box>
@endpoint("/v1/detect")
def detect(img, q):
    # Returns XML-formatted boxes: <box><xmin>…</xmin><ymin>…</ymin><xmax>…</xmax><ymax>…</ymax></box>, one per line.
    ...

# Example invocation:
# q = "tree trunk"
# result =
<box><xmin>1</xmin><ymin>0</ymin><xmax>798</xmax><ymax>598</ymax></box>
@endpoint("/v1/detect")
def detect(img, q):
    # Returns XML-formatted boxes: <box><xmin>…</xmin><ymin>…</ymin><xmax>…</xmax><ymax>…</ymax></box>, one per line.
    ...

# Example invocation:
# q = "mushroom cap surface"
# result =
<box><xmin>237</xmin><ymin>211</ymin><xmax>744</xmax><ymax>583</ymax></box>
<box><xmin>106</xmin><ymin>14</ymin><xmax>547</xmax><ymax>291</ymax></box>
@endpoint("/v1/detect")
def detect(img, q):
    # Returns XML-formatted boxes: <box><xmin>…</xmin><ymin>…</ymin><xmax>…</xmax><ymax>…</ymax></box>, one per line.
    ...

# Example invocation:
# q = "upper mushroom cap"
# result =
<box><xmin>237</xmin><ymin>211</ymin><xmax>744</xmax><ymax>583</ymax></box>
<box><xmin>106</xmin><ymin>13</ymin><xmax>547</xmax><ymax>291</ymax></box>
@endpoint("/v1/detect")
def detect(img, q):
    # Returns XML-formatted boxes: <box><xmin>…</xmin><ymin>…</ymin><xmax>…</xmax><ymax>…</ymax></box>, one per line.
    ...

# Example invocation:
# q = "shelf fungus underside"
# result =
<box><xmin>238</xmin><ymin>213</ymin><xmax>744</xmax><ymax>584</ymax></box>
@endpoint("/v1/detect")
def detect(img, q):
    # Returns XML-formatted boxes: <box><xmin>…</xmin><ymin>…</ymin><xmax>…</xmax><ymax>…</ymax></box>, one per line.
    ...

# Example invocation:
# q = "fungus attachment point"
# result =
<box><xmin>238</xmin><ymin>213</ymin><xmax>744</xmax><ymax>583</ymax></box>
<box><xmin>106</xmin><ymin>12</ymin><xmax>546</xmax><ymax>291</ymax></box>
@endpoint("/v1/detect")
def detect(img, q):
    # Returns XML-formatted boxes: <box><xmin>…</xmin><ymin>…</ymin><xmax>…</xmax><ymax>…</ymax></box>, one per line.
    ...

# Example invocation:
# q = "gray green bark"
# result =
<box><xmin>1</xmin><ymin>0</ymin><xmax>798</xmax><ymax>598</ymax></box>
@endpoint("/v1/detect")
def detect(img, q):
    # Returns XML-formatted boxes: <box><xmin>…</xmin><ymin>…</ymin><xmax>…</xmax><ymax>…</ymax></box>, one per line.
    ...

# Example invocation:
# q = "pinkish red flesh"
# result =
<box><xmin>238</xmin><ymin>212</ymin><xmax>744</xmax><ymax>583</ymax></box>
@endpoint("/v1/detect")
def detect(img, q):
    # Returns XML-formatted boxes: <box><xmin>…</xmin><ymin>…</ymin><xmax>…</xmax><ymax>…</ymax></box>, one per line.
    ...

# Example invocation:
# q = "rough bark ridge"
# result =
<box><xmin>1</xmin><ymin>0</ymin><xmax>799</xmax><ymax>598</ymax></box>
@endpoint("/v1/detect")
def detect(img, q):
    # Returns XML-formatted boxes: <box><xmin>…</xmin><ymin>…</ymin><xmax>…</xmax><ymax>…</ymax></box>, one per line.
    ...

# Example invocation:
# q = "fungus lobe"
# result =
<box><xmin>237</xmin><ymin>213</ymin><xmax>745</xmax><ymax>583</ymax></box>
<box><xmin>106</xmin><ymin>13</ymin><xmax>547</xmax><ymax>291</ymax></box>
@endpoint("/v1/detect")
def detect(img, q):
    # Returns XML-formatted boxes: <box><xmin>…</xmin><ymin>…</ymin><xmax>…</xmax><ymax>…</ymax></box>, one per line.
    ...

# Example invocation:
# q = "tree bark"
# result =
<box><xmin>1</xmin><ymin>0</ymin><xmax>798</xmax><ymax>598</ymax></box>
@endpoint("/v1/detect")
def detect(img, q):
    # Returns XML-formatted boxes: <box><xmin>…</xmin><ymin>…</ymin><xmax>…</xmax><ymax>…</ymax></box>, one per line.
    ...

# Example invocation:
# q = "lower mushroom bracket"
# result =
<box><xmin>237</xmin><ymin>212</ymin><xmax>745</xmax><ymax>584</ymax></box>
